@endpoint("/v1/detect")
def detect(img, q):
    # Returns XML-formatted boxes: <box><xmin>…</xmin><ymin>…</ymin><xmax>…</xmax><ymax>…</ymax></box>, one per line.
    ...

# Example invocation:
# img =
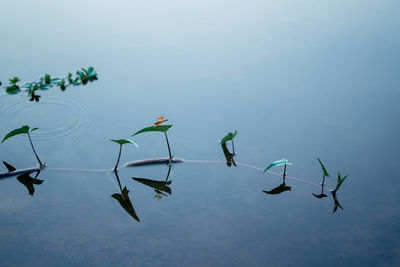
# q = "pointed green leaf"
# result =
<box><xmin>2</xmin><ymin>125</ymin><xmax>30</xmax><ymax>143</ymax></box>
<box><xmin>29</xmin><ymin>127</ymin><xmax>39</xmax><ymax>133</ymax></box>
<box><xmin>336</xmin><ymin>173</ymin><xmax>348</xmax><ymax>190</ymax></box>
<box><xmin>132</xmin><ymin>125</ymin><xmax>172</xmax><ymax>136</ymax></box>
<box><xmin>263</xmin><ymin>158</ymin><xmax>293</xmax><ymax>173</ymax></box>
<box><xmin>88</xmin><ymin>66</ymin><xmax>94</xmax><ymax>74</ymax></box>
<box><xmin>220</xmin><ymin>130</ymin><xmax>238</xmax><ymax>144</ymax></box>
<box><xmin>110</xmin><ymin>139</ymin><xmax>139</xmax><ymax>147</ymax></box>
<box><xmin>317</xmin><ymin>158</ymin><xmax>330</xmax><ymax>177</ymax></box>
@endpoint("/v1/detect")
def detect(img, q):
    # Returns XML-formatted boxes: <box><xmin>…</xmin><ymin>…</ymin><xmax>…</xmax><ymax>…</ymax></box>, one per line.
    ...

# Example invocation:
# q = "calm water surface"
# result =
<box><xmin>0</xmin><ymin>1</ymin><xmax>399</xmax><ymax>266</ymax></box>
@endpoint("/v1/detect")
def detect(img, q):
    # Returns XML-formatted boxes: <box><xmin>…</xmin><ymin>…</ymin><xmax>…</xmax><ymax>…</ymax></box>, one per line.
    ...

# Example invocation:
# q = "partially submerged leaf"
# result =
<box><xmin>1</xmin><ymin>125</ymin><xmax>31</xmax><ymax>143</ymax></box>
<box><xmin>220</xmin><ymin>130</ymin><xmax>238</xmax><ymax>144</ymax></box>
<box><xmin>132</xmin><ymin>125</ymin><xmax>172</xmax><ymax>136</ymax></box>
<box><xmin>6</xmin><ymin>85</ymin><xmax>20</xmax><ymax>94</ymax></box>
<box><xmin>263</xmin><ymin>158</ymin><xmax>292</xmax><ymax>173</ymax></box>
<box><xmin>318</xmin><ymin>158</ymin><xmax>330</xmax><ymax>177</ymax></box>
<box><xmin>110</xmin><ymin>139</ymin><xmax>139</xmax><ymax>147</ymax></box>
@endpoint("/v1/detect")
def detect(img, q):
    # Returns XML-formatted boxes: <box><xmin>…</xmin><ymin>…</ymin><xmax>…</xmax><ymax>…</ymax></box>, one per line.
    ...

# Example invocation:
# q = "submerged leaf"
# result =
<box><xmin>317</xmin><ymin>158</ymin><xmax>330</xmax><ymax>177</ymax></box>
<box><xmin>1</xmin><ymin>125</ymin><xmax>31</xmax><ymax>143</ymax></box>
<box><xmin>220</xmin><ymin>130</ymin><xmax>238</xmax><ymax>144</ymax></box>
<box><xmin>263</xmin><ymin>158</ymin><xmax>292</xmax><ymax>173</ymax></box>
<box><xmin>132</xmin><ymin>125</ymin><xmax>172</xmax><ymax>136</ymax></box>
<box><xmin>110</xmin><ymin>139</ymin><xmax>139</xmax><ymax>147</ymax></box>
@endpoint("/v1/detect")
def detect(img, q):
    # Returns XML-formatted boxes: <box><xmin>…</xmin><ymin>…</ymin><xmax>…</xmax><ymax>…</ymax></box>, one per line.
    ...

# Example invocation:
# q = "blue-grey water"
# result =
<box><xmin>0</xmin><ymin>1</ymin><xmax>399</xmax><ymax>266</ymax></box>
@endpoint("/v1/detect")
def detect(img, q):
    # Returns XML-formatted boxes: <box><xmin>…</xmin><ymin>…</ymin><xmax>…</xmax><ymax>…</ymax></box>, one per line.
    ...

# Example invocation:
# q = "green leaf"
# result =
<box><xmin>6</xmin><ymin>85</ymin><xmax>20</xmax><ymax>94</ymax></box>
<box><xmin>1</xmin><ymin>125</ymin><xmax>30</xmax><ymax>143</ymax></box>
<box><xmin>220</xmin><ymin>130</ymin><xmax>238</xmax><ymax>144</ymax></box>
<box><xmin>263</xmin><ymin>158</ymin><xmax>293</xmax><ymax>173</ymax></box>
<box><xmin>9</xmin><ymin>77</ymin><xmax>20</xmax><ymax>84</ymax></box>
<box><xmin>51</xmin><ymin>78</ymin><xmax>63</xmax><ymax>84</ymax></box>
<box><xmin>317</xmin><ymin>158</ymin><xmax>330</xmax><ymax>177</ymax></box>
<box><xmin>39</xmin><ymin>84</ymin><xmax>52</xmax><ymax>90</ymax></box>
<box><xmin>22</xmin><ymin>82</ymin><xmax>35</xmax><ymax>89</ymax></box>
<box><xmin>110</xmin><ymin>139</ymin><xmax>139</xmax><ymax>147</ymax></box>
<box><xmin>73</xmin><ymin>78</ymin><xmax>81</xmax><ymax>85</ymax></box>
<box><xmin>29</xmin><ymin>127</ymin><xmax>39</xmax><ymax>133</ymax></box>
<box><xmin>132</xmin><ymin>125</ymin><xmax>172</xmax><ymax>136</ymax></box>
<box><xmin>336</xmin><ymin>173</ymin><xmax>348</xmax><ymax>190</ymax></box>
<box><xmin>44</xmin><ymin>74</ymin><xmax>51</xmax><ymax>84</ymax></box>
<box><xmin>88</xmin><ymin>66</ymin><xmax>94</xmax><ymax>74</ymax></box>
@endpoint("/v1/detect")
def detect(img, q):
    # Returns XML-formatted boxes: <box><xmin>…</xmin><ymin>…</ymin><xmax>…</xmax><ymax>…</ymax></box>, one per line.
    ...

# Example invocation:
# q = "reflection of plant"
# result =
<box><xmin>1</xmin><ymin>67</ymin><xmax>98</xmax><ymax>102</ymax></box>
<box><xmin>220</xmin><ymin>130</ymin><xmax>238</xmax><ymax>154</ymax></box>
<box><xmin>331</xmin><ymin>173</ymin><xmax>349</xmax><ymax>213</ymax></box>
<box><xmin>1</xmin><ymin>126</ymin><xmax>45</xmax><ymax>167</ymax></box>
<box><xmin>132</xmin><ymin>117</ymin><xmax>173</xmax><ymax>161</ymax></box>
<box><xmin>110</xmin><ymin>139</ymin><xmax>139</xmax><ymax>171</ymax></box>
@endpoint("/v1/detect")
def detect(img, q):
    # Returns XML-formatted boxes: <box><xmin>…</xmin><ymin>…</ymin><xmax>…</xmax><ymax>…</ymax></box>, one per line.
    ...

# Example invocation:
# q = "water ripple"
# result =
<box><xmin>0</xmin><ymin>95</ymin><xmax>95</xmax><ymax>146</ymax></box>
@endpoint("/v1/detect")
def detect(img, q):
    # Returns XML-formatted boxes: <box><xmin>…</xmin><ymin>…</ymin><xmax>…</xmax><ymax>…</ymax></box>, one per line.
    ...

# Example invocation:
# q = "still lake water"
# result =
<box><xmin>1</xmin><ymin>0</ymin><xmax>399</xmax><ymax>266</ymax></box>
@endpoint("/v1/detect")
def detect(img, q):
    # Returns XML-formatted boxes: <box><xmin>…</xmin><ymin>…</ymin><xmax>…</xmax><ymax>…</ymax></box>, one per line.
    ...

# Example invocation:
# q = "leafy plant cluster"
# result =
<box><xmin>0</xmin><ymin>67</ymin><xmax>98</xmax><ymax>102</ymax></box>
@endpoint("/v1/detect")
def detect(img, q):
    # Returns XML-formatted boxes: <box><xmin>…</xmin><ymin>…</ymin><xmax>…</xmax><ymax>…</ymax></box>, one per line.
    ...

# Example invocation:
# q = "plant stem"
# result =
<box><xmin>164</xmin><ymin>132</ymin><xmax>172</xmax><ymax>160</ymax></box>
<box><xmin>232</xmin><ymin>140</ymin><xmax>235</xmax><ymax>155</ymax></box>
<box><xmin>114</xmin><ymin>145</ymin><xmax>122</xmax><ymax>171</ymax></box>
<box><xmin>283</xmin><ymin>164</ymin><xmax>287</xmax><ymax>183</ymax></box>
<box><xmin>114</xmin><ymin>170</ymin><xmax>123</xmax><ymax>193</ymax></box>
<box><xmin>27</xmin><ymin>132</ymin><xmax>44</xmax><ymax>167</ymax></box>
<box><xmin>322</xmin><ymin>175</ymin><xmax>326</xmax><ymax>187</ymax></box>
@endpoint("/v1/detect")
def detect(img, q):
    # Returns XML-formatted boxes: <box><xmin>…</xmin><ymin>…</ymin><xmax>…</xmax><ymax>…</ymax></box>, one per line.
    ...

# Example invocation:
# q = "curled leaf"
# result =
<box><xmin>220</xmin><ymin>130</ymin><xmax>238</xmax><ymax>144</ymax></box>
<box><xmin>110</xmin><ymin>139</ymin><xmax>139</xmax><ymax>147</ymax></box>
<box><xmin>263</xmin><ymin>158</ymin><xmax>292</xmax><ymax>173</ymax></box>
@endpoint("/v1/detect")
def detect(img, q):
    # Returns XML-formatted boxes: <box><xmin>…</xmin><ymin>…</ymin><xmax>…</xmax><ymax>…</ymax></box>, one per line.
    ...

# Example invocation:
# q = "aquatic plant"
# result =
<box><xmin>264</xmin><ymin>158</ymin><xmax>292</xmax><ymax>182</ymax></box>
<box><xmin>313</xmin><ymin>158</ymin><xmax>330</xmax><ymax>198</ymax></box>
<box><xmin>1</xmin><ymin>126</ymin><xmax>45</xmax><ymax>167</ymax></box>
<box><xmin>110</xmin><ymin>139</ymin><xmax>139</xmax><ymax>171</ymax></box>
<box><xmin>220</xmin><ymin>130</ymin><xmax>238</xmax><ymax>154</ymax></box>
<box><xmin>132</xmin><ymin>117</ymin><xmax>173</xmax><ymax>161</ymax></box>
<box><xmin>1</xmin><ymin>67</ymin><xmax>98</xmax><ymax>102</ymax></box>
<box><xmin>331</xmin><ymin>173</ymin><xmax>349</xmax><ymax>213</ymax></box>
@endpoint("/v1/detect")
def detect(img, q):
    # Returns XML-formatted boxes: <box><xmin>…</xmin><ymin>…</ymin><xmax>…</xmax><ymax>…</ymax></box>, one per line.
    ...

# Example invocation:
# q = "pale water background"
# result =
<box><xmin>0</xmin><ymin>1</ymin><xmax>399</xmax><ymax>266</ymax></box>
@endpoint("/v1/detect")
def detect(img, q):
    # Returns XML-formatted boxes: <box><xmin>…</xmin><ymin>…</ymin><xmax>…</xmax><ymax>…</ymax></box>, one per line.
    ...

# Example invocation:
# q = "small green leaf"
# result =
<box><xmin>88</xmin><ymin>66</ymin><xmax>94</xmax><ymax>74</ymax></box>
<box><xmin>263</xmin><ymin>158</ymin><xmax>293</xmax><ymax>173</ymax></box>
<box><xmin>44</xmin><ymin>74</ymin><xmax>51</xmax><ymax>84</ymax></box>
<box><xmin>9</xmin><ymin>77</ymin><xmax>20</xmax><ymax>84</ymax></box>
<box><xmin>220</xmin><ymin>130</ymin><xmax>238</xmax><ymax>144</ymax></box>
<box><xmin>6</xmin><ymin>85</ymin><xmax>20</xmax><ymax>94</ymax></box>
<box><xmin>51</xmin><ymin>78</ymin><xmax>63</xmax><ymax>84</ymax></box>
<box><xmin>29</xmin><ymin>127</ymin><xmax>39</xmax><ymax>133</ymax></box>
<box><xmin>22</xmin><ymin>82</ymin><xmax>35</xmax><ymax>89</ymax></box>
<box><xmin>2</xmin><ymin>125</ymin><xmax>31</xmax><ymax>143</ymax></box>
<box><xmin>336</xmin><ymin>173</ymin><xmax>348</xmax><ymax>190</ymax></box>
<box><xmin>39</xmin><ymin>84</ymin><xmax>52</xmax><ymax>90</ymax></box>
<box><xmin>317</xmin><ymin>158</ymin><xmax>330</xmax><ymax>177</ymax></box>
<box><xmin>110</xmin><ymin>139</ymin><xmax>139</xmax><ymax>147</ymax></box>
<box><xmin>132</xmin><ymin>125</ymin><xmax>172</xmax><ymax>136</ymax></box>
<box><xmin>73</xmin><ymin>78</ymin><xmax>81</xmax><ymax>85</ymax></box>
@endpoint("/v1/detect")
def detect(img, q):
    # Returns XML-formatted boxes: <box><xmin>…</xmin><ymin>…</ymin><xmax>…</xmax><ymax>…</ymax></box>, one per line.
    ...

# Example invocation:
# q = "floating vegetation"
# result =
<box><xmin>0</xmin><ymin>67</ymin><xmax>98</xmax><ymax>102</ymax></box>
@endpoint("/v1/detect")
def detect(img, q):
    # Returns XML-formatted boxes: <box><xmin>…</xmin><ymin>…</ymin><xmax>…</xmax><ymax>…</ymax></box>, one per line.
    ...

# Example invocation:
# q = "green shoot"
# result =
<box><xmin>220</xmin><ymin>130</ymin><xmax>238</xmax><ymax>154</ymax></box>
<box><xmin>110</xmin><ymin>139</ymin><xmax>139</xmax><ymax>171</ymax></box>
<box><xmin>263</xmin><ymin>158</ymin><xmax>293</xmax><ymax>182</ymax></box>
<box><xmin>1</xmin><ymin>126</ymin><xmax>44</xmax><ymax>167</ymax></box>
<box><xmin>132</xmin><ymin>117</ymin><xmax>173</xmax><ymax>161</ymax></box>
